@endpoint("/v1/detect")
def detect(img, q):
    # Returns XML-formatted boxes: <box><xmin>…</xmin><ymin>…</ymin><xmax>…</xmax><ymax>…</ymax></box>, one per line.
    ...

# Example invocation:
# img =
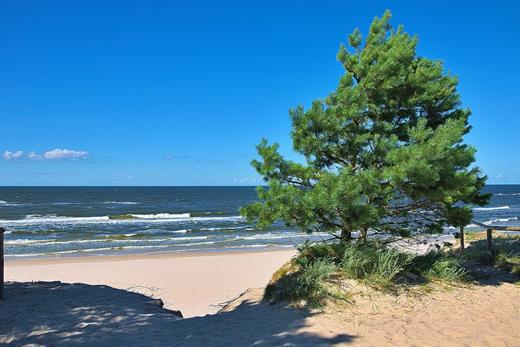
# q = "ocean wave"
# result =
<box><xmin>4</xmin><ymin>234</ymin><xmax>208</xmax><ymax>246</ymax></box>
<box><xmin>483</xmin><ymin>217</ymin><xmax>518</xmax><ymax>224</ymax></box>
<box><xmin>5</xmin><ymin>238</ymin><xmax>107</xmax><ymax>246</ymax></box>
<box><xmin>473</xmin><ymin>206</ymin><xmax>510</xmax><ymax>211</ymax></box>
<box><xmin>103</xmin><ymin>201</ymin><xmax>140</xmax><ymax>205</ymax></box>
<box><xmin>494</xmin><ymin>193</ymin><xmax>520</xmax><ymax>196</ymax></box>
<box><xmin>237</xmin><ymin>232</ymin><xmax>310</xmax><ymax>241</ymax></box>
<box><xmin>219</xmin><ymin>244</ymin><xmax>294</xmax><ymax>250</ymax></box>
<box><xmin>4</xmin><ymin>245</ymin><xmax>173</xmax><ymax>257</ymax></box>
<box><xmin>0</xmin><ymin>214</ymin><xmax>244</xmax><ymax>226</ymax></box>
<box><xmin>0</xmin><ymin>200</ymin><xmax>22</xmax><ymax>207</ymax></box>
<box><xmin>197</xmin><ymin>226</ymin><xmax>248</xmax><ymax>232</ymax></box>
<box><xmin>5</xmin><ymin>241</ymin><xmax>296</xmax><ymax>258</ymax></box>
<box><xmin>131</xmin><ymin>213</ymin><xmax>190</xmax><ymax>219</ymax></box>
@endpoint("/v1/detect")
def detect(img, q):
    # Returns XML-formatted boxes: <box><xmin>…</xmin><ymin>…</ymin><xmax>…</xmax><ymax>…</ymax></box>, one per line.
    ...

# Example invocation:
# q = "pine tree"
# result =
<box><xmin>241</xmin><ymin>10</ymin><xmax>489</xmax><ymax>241</ymax></box>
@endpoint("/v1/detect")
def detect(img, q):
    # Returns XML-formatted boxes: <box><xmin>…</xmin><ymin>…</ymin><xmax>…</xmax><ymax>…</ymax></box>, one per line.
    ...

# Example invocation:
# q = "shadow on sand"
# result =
<box><xmin>0</xmin><ymin>281</ymin><xmax>355</xmax><ymax>346</ymax></box>
<box><xmin>462</xmin><ymin>237</ymin><xmax>520</xmax><ymax>286</ymax></box>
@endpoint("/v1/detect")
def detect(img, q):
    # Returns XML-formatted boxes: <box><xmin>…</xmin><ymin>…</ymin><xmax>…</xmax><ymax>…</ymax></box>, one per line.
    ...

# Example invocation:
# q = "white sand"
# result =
<box><xmin>4</xmin><ymin>249</ymin><xmax>296</xmax><ymax>317</ymax></box>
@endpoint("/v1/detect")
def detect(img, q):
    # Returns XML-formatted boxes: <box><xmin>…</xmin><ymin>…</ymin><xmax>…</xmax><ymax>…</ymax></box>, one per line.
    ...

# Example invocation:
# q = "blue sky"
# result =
<box><xmin>1</xmin><ymin>1</ymin><xmax>519</xmax><ymax>185</ymax></box>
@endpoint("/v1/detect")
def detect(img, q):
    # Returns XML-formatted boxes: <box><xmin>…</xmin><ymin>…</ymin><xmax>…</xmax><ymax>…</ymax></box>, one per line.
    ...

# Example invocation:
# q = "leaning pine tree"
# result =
<box><xmin>241</xmin><ymin>11</ymin><xmax>489</xmax><ymax>242</ymax></box>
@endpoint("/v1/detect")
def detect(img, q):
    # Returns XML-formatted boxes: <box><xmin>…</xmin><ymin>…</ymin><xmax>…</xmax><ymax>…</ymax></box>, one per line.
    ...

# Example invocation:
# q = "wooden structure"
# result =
<box><xmin>0</xmin><ymin>227</ymin><xmax>4</xmax><ymax>299</ymax></box>
<box><xmin>460</xmin><ymin>220</ymin><xmax>520</xmax><ymax>256</ymax></box>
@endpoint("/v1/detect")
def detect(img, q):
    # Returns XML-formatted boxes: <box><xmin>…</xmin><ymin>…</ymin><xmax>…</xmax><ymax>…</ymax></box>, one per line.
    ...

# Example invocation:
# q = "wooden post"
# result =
<box><xmin>486</xmin><ymin>228</ymin><xmax>493</xmax><ymax>260</ymax></box>
<box><xmin>459</xmin><ymin>226</ymin><xmax>465</xmax><ymax>254</ymax></box>
<box><xmin>0</xmin><ymin>227</ymin><xmax>4</xmax><ymax>299</ymax></box>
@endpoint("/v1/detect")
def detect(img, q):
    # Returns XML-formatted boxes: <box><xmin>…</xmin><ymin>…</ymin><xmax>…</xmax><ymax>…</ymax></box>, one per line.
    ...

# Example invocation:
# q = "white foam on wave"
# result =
<box><xmin>0</xmin><ymin>200</ymin><xmax>22</xmax><ymax>207</ymax></box>
<box><xmin>473</xmin><ymin>206</ymin><xmax>510</xmax><ymax>211</ymax></box>
<box><xmin>168</xmin><ymin>236</ymin><xmax>208</xmax><ymax>242</ymax></box>
<box><xmin>4</xmin><ymin>235</ymin><xmax>208</xmax><ymax>246</ymax></box>
<box><xmin>5</xmin><ymin>241</ymin><xmax>297</xmax><ymax>258</ymax></box>
<box><xmin>5</xmin><ymin>238</ymin><xmax>96</xmax><ymax>246</ymax></box>
<box><xmin>5</xmin><ymin>245</ymin><xmax>173</xmax><ymax>257</ymax></box>
<box><xmin>198</xmin><ymin>226</ymin><xmax>248</xmax><ymax>232</ymax></box>
<box><xmin>8</xmin><ymin>215</ymin><xmax>110</xmax><ymax>225</ymax></box>
<box><xmin>104</xmin><ymin>201</ymin><xmax>140</xmax><ymax>205</ymax></box>
<box><xmin>237</xmin><ymin>232</ymin><xmax>310</xmax><ymax>241</ymax></box>
<box><xmin>495</xmin><ymin>193</ymin><xmax>520</xmax><ymax>196</ymax></box>
<box><xmin>0</xmin><ymin>214</ymin><xmax>244</xmax><ymax>226</ymax></box>
<box><xmin>483</xmin><ymin>217</ymin><xmax>518</xmax><ymax>224</ymax></box>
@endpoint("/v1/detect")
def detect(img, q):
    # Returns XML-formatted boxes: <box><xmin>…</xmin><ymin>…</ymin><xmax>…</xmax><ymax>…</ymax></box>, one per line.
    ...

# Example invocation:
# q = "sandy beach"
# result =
<box><xmin>4</xmin><ymin>249</ymin><xmax>296</xmax><ymax>317</ymax></box>
<box><xmin>2</xmin><ymin>249</ymin><xmax>520</xmax><ymax>346</ymax></box>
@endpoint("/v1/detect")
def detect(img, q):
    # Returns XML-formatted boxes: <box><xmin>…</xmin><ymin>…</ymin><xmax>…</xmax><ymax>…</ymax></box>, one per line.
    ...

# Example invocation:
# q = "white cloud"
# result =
<box><xmin>3</xmin><ymin>150</ymin><xmax>24</xmax><ymax>160</ymax></box>
<box><xmin>3</xmin><ymin>148</ymin><xmax>90</xmax><ymax>161</ymax></box>
<box><xmin>27</xmin><ymin>151</ymin><xmax>42</xmax><ymax>160</ymax></box>
<box><xmin>43</xmin><ymin>148</ymin><xmax>89</xmax><ymax>160</ymax></box>
<box><xmin>163</xmin><ymin>154</ymin><xmax>175</xmax><ymax>160</ymax></box>
<box><xmin>224</xmin><ymin>177</ymin><xmax>262</xmax><ymax>185</ymax></box>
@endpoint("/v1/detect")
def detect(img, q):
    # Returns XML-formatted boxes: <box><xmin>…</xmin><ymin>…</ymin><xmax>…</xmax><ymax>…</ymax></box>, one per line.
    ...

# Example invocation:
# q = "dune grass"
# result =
<box><xmin>264</xmin><ymin>258</ymin><xmax>338</xmax><ymax>308</ymax></box>
<box><xmin>264</xmin><ymin>241</ymin><xmax>470</xmax><ymax>307</ymax></box>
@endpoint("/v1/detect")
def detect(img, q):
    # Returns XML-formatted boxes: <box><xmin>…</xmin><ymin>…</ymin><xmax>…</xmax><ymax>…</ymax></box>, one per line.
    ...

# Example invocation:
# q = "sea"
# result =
<box><xmin>0</xmin><ymin>185</ymin><xmax>519</xmax><ymax>258</ymax></box>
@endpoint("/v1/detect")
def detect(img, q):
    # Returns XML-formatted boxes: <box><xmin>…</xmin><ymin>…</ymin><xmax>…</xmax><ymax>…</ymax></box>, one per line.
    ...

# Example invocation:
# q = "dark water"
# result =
<box><xmin>0</xmin><ymin>185</ymin><xmax>518</xmax><ymax>258</ymax></box>
<box><xmin>0</xmin><ymin>187</ymin><xmax>307</xmax><ymax>258</ymax></box>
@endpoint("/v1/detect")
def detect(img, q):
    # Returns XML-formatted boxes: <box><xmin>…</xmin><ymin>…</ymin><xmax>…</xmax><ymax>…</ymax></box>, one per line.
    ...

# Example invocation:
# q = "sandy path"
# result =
<box><xmin>4</xmin><ymin>249</ymin><xmax>295</xmax><ymax>317</ymax></box>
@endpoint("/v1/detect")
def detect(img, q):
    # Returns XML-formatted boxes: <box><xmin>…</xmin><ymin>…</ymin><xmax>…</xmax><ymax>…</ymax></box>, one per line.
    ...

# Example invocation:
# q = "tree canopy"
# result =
<box><xmin>241</xmin><ymin>10</ymin><xmax>489</xmax><ymax>241</ymax></box>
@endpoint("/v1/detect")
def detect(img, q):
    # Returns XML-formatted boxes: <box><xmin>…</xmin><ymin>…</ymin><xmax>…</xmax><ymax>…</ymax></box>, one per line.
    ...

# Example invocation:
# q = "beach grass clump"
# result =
<box><xmin>410</xmin><ymin>251</ymin><xmax>469</xmax><ymax>282</ymax></box>
<box><xmin>339</xmin><ymin>243</ymin><xmax>413</xmax><ymax>288</ymax></box>
<box><xmin>264</xmin><ymin>257</ymin><xmax>338</xmax><ymax>308</ymax></box>
<box><xmin>265</xmin><ymin>241</ymin><xmax>471</xmax><ymax>306</ymax></box>
<box><xmin>495</xmin><ymin>251</ymin><xmax>520</xmax><ymax>276</ymax></box>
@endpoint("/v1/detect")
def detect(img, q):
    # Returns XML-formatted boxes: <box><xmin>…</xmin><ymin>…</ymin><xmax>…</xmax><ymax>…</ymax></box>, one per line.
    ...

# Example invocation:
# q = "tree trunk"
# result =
<box><xmin>360</xmin><ymin>227</ymin><xmax>368</xmax><ymax>242</ymax></box>
<box><xmin>340</xmin><ymin>228</ymin><xmax>352</xmax><ymax>242</ymax></box>
<box><xmin>459</xmin><ymin>225</ymin><xmax>464</xmax><ymax>254</ymax></box>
